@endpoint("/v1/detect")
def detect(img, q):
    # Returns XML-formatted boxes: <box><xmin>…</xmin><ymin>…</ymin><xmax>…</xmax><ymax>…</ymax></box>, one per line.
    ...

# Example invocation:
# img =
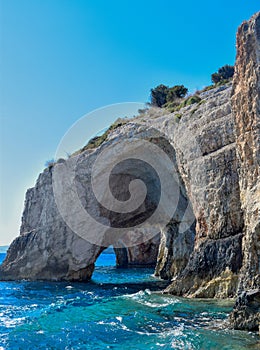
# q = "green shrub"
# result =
<box><xmin>200</xmin><ymin>78</ymin><xmax>232</xmax><ymax>93</ymax></box>
<box><xmin>164</xmin><ymin>94</ymin><xmax>202</xmax><ymax>112</ymax></box>
<box><xmin>198</xmin><ymin>99</ymin><xmax>206</xmax><ymax>106</ymax></box>
<box><xmin>163</xmin><ymin>99</ymin><xmax>181</xmax><ymax>112</ymax></box>
<box><xmin>150</xmin><ymin>84</ymin><xmax>169</xmax><ymax>107</ymax></box>
<box><xmin>84</xmin><ymin>135</ymin><xmax>107</xmax><ymax>150</ymax></box>
<box><xmin>201</xmin><ymin>84</ymin><xmax>215</xmax><ymax>92</ymax></box>
<box><xmin>166</xmin><ymin>85</ymin><xmax>188</xmax><ymax>102</ymax></box>
<box><xmin>151</xmin><ymin>84</ymin><xmax>188</xmax><ymax>107</ymax></box>
<box><xmin>211</xmin><ymin>64</ymin><xmax>234</xmax><ymax>84</ymax></box>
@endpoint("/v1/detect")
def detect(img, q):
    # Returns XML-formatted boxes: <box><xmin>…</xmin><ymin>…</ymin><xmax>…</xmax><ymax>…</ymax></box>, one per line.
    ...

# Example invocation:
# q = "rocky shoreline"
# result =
<box><xmin>1</xmin><ymin>12</ymin><xmax>259</xmax><ymax>333</ymax></box>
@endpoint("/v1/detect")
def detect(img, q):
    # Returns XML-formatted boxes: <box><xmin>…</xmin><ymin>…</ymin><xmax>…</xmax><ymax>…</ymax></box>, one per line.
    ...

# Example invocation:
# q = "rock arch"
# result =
<box><xmin>0</xmin><ymin>131</ymin><xmax>195</xmax><ymax>282</ymax></box>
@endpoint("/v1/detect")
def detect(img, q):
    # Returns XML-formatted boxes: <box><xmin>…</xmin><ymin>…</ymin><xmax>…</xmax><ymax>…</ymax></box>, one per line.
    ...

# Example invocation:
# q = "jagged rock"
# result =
<box><xmin>125</xmin><ymin>233</ymin><xmax>161</xmax><ymax>267</ymax></box>
<box><xmin>114</xmin><ymin>233</ymin><xmax>160</xmax><ymax>268</ymax></box>
<box><xmin>0</xmin><ymin>84</ymin><xmax>246</xmax><ymax>287</ymax></box>
<box><xmin>164</xmin><ymin>233</ymin><xmax>243</xmax><ymax>296</ymax></box>
<box><xmin>0</xmin><ymin>83</ymin><xmax>239</xmax><ymax>287</ymax></box>
<box><xmin>228</xmin><ymin>11</ymin><xmax>260</xmax><ymax>332</ymax></box>
<box><xmin>161</xmin><ymin>84</ymin><xmax>244</xmax><ymax>297</ymax></box>
<box><xmin>164</xmin><ymin>12</ymin><xmax>260</xmax><ymax>304</ymax></box>
<box><xmin>154</xmin><ymin>219</ymin><xmax>195</xmax><ymax>280</ymax></box>
<box><xmin>0</xmin><ymin>167</ymin><xmax>103</xmax><ymax>281</ymax></box>
<box><xmin>0</xmin><ymin>14</ymin><xmax>259</xmax><ymax>338</ymax></box>
<box><xmin>0</xmin><ymin>124</ymin><xmax>192</xmax><ymax>280</ymax></box>
<box><xmin>229</xmin><ymin>289</ymin><xmax>260</xmax><ymax>332</ymax></box>
<box><xmin>190</xmin><ymin>268</ymin><xmax>239</xmax><ymax>299</ymax></box>
<box><xmin>231</xmin><ymin>11</ymin><xmax>260</xmax><ymax>293</ymax></box>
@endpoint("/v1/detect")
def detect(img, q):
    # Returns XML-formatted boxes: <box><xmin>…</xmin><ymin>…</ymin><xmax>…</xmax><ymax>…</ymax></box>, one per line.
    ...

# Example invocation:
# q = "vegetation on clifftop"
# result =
<box><xmin>45</xmin><ymin>64</ymin><xmax>234</xmax><ymax>168</ymax></box>
<box><xmin>211</xmin><ymin>64</ymin><xmax>234</xmax><ymax>84</ymax></box>
<box><xmin>150</xmin><ymin>64</ymin><xmax>234</xmax><ymax>113</ymax></box>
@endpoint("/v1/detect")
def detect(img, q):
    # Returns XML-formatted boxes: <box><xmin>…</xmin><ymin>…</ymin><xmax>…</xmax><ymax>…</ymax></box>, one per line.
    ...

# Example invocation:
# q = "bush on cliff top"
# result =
<box><xmin>151</xmin><ymin>84</ymin><xmax>188</xmax><ymax>107</ymax></box>
<box><xmin>150</xmin><ymin>64</ymin><xmax>233</xmax><ymax>111</ymax></box>
<box><xmin>211</xmin><ymin>64</ymin><xmax>234</xmax><ymax>84</ymax></box>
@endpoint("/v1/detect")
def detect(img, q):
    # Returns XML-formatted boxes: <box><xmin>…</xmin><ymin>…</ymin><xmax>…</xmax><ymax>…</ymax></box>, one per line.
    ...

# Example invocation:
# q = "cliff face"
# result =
<box><xmin>229</xmin><ymin>12</ymin><xmax>260</xmax><ymax>332</ymax></box>
<box><xmin>231</xmin><ymin>12</ymin><xmax>260</xmax><ymax>292</ymax></box>
<box><xmin>0</xmin><ymin>83</ymin><xmax>242</xmax><ymax>291</ymax></box>
<box><xmin>0</xmin><ymin>13</ymin><xmax>259</xmax><ymax>324</ymax></box>
<box><xmin>0</xmin><ymin>161</ymin><xmax>161</xmax><ymax>281</ymax></box>
<box><xmin>1</xmin><ymin>168</ymin><xmax>102</xmax><ymax>281</ymax></box>
<box><xmin>0</xmin><ymin>122</ymin><xmax>184</xmax><ymax>280</ymax></box>
<box><xmin>155</xmin><ymin>12</ymin><xmax>259</xmax><ymax>302</ymax></box>
<box><xmin>163</xmin><ymin>85</ymin><xmax>244</xmax><ymax>298</ymax></box>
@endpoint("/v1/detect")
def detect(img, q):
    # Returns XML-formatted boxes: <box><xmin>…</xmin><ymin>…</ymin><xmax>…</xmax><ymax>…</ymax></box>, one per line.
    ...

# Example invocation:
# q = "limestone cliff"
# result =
<box><xmin>0</xmin><ymin>83</ymin><xmax>242</xmax><ymax>290</ymax></box>
<box><xmin>229</xmin><ymin>12</ymin><xmax>260</xmax><ymax>332</ymax></box>
<box><xmin>0</xmin><ymin>11</ymin><xmax>259</xmax><ymax>332</ymax></box>
<box><xmin>159</xmin><ymin>84</ymin><xmax>243</xmax><ymax>298</ymax></box>
<box><xmin>0</xmin><ymin>160</ymin><xmax>161</xmax><ymax>281</ymax></box>
<box><xmin>232</xmin><ymin>11</ymin><xmax>260</xmax><ymax>293</ymax></box>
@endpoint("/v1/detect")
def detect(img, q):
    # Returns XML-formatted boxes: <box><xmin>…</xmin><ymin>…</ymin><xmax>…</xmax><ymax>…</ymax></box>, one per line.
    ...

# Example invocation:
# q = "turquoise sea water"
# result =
<box><xmin>0</xmin><ymin>251</ymin><xmax>259</xmax><ymax>350</ymax></box>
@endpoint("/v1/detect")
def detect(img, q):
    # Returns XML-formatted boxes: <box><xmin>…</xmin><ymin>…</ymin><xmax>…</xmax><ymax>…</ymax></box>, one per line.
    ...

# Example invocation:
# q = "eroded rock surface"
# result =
<box><xmin>0</xmin><ymin>168</ymin><xmax>103</xmax><ymax>281</ymax></box>
<box><xmin>229</xmin><ymin>12</ymin><xmax>260</xmax><ymax>331</ymax></box>
<box><xmin>0</xmin><ymin>125</ymin><xmax>192</xmax><ymax>281</ymax></box>
<box><xmin>0</xmin><ymin>14</ymin><xmax>259</xmax><ymax>336</ymax></box>
<box><xmin>0</xmin><ymin>83</ymin><xmax>241</xmax><ymax>288</ymax></box>
<box><xmin>231</xmin><ymin>11</ymin><xmax>260</xmax><ymax>293</ymax></box>
<box><xmin>229</xmin><ymin>289</ymin><xmax>260</xmax><ymax>332</ymax></box>
<box><xmin>163</xmin><ymin>84</ymin><xmax>243</xmax><ymax>297</ymax></box>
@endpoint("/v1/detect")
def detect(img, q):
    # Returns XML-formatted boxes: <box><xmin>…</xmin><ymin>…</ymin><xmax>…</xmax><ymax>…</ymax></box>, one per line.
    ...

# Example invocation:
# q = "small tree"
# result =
<box><xmin>151</xmin><ymin>84</ymin><xmax>188</xmax><ymax>107</ymax></box>
<box><xmin>166</xmin><ymin>85</ymin><xmax>188</xmax><ymax>102</ymax></box>
<box><xmin>211</xmin><ymin>64</ymin><xmax>234</xmax><ymax>84</ymax></box>
<box><xmin>150</xmin><ymin>84</ymin><xmax>169</xmax><ymax>107</ymax></box>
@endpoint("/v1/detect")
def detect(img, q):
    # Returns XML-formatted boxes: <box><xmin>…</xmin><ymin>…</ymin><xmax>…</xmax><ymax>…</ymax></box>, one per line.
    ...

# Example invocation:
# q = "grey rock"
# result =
<box><xmin>0</xmin><ymin>12</ymin><xmax>259</xmax><ymax>334</ymax></box>
<box><xmin>229</xmin><ymin>11</ymin><xmax>260</xmax><ymax>332</ymax></box>
<box><xmin>0</xmin><ymin>129</ymin><xmax>181</xmax><ymax>280</ymax></box>
<box><xmin>231</xmin><ymin>11</ymin><xmax>260</xmax><ymax>293</ymax></box>
<box><xmin>229</xmin><ymin>289</ymin><xmax>260</xmax><ymax>332</ymax></box>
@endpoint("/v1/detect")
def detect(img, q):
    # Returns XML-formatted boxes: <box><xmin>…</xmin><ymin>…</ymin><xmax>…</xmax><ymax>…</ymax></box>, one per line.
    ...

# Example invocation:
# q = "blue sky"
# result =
<box><xmin>0</xmin><ymin>1</ymin><xmax>259</xmax><ymax>245</ymax></box>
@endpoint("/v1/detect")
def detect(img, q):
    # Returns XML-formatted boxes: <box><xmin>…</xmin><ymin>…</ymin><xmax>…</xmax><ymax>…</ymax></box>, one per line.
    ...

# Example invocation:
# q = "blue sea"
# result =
<box><xmin>0</xmin><ymin>249</ymin><xmax>259</xmax><ymax>349</ymax></box>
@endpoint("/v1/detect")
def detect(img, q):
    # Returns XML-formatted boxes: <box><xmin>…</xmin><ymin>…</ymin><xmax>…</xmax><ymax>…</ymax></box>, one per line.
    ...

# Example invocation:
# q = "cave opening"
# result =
<box><xmin>88</xmin><ymin>136</ymin><xmax>195</xmax><ymax>283</ymax></box>
<box><xmin>91</xmin><ymin>243</ymin><xmax>161</xmax><ymax>287</ymax></box>
<box><xmin>95</xmin><ymin>246</ymin><xmax>116</xmax><ymax>268</ymax></box>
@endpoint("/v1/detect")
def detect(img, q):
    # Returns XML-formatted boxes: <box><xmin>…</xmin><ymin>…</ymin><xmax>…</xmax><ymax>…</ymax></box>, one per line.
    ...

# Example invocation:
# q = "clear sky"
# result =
<box><xmin>0</xmin><ymin>1</ymin><xmax>259</xmax><ymax>245</ymax></box>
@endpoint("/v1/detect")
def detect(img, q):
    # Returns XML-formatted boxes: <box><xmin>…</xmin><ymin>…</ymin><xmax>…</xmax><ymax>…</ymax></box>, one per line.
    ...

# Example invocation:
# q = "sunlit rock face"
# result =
<box><xmin>161</xmin><ymin>12</ymin><xmax>260</xmax><ymax>301</ymax></box>
<box><xmin>229</xmin><ymin>12</ymin><xmax>260</xmax><ymax>332</ymax></box>
<box><xmin>231</xmin><ymin>11</ymin><xmax>260</xmax><ymax>293</ymax></box>
<box><xmin>0</xmin><ymin>167</ymin><xmax>102</xmax><ymax>281</ymax></box>
<box><xmin>0</xmin><ymin>82</ymin><xmax>241</xmax><ymax>288</ymax></box>
<box><xmin>0</xmin><ymin>124</ymin><xmax>193</xmax><ymax>281</ymax></box>
<box><xmin>162</xmin><ymin>85</ymin><xmax>243</xmax><ymax>296</ymax></box>
<box><xmin>0</xmin><ymin>13</ymin><xmax>259</xmax><ymax>328</ymax></box>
